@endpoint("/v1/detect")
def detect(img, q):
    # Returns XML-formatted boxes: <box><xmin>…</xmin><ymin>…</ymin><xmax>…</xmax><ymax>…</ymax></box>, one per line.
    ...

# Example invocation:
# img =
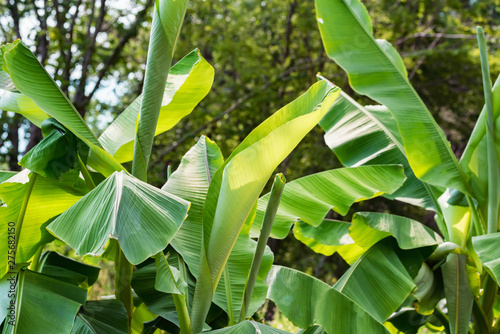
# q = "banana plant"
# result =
<box><xmin>0</xmin><ymin>0</ymin><xmax>376</xmax><ymax>332</ymax></box>
<box><xmin>269</xmin><ymin>0</ymin><xmax>500</xmax><ymax>333</ymax></box>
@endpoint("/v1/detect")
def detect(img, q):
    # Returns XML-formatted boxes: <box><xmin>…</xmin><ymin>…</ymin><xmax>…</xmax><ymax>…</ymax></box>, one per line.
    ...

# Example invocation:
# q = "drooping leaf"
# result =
<box><xmin>207</xmin><ymin>321</ymin><xmax>291</xmax><ymax>333</ymax></box>
<box><xmin>163</xmin><ymin>137</ymin><xmax>273</xmax><ymax>319</ymax></box>
<box><xmin>38</xmin><ymin>251</ymin><xmax>100</xmax><ymax>287</ymax></box>
<box><xmin>47</xmin><ymin>171</ymin><xmax>190</xmax><ymax>264</ymax></box>
<box><xmin>266</xmin><ymin>266</ymin><xmax>390</xmax><ymax>334</ymax></box>
<box><xmin>19</xmin><ymin>118</ymin><xmax>88</xmax><ymax>179</ymax></box>
<box><xmin>191</xmin><ymin>81</ymin><xmax>340</xmax><ymax>331</ymax></box>
<box><xmin>386</xmin><ymin>308</ymin><xmax>428</xmax><ymax>334</ymax></box>
<box><xmin>132</xmin><ymin>262</ymin><xmax>179</xmax><ymax>321</ymax></box>
<box><xmin>252</xmin><ymin>165</ymin><xmax>406</xmax><ymax>239</ymax></box>
<box><xmin>131</xmin><ymin>303</ymin><xmax>159</xmax><ymax>334</ymax></box>
<box><xmin>100</xmin><ymin>49</ymin><xmax>214</xmax><ymax>163</ymax></box>
<box><xmin>292</xmin><ymin>220</ymin><xmax>365</xmax><ymax>264</ymax></box>
<box><xmin>163</xmin><ymin>136</ymin><xmax>224</xmax><ymax>278</ymax></box>
<box><xmin>131</xmin><ymin>0</ymin><xmax>189</xmax><ymax>181</ymax></box>
<box><xmin>155</xmin><ymin>252</ymin><xmax>188</xmax><ymax>296</ymax></box>
<box><xmin>1</xmin><ymin>41</ymin><xmax>98</xmax><ymax>146</ymax></box>
<box><xmin>131</xmin><ymin>256</ymin><xmax>211</xmax><ymax>332</ymax></box>
<box><xmin>472</xmin><ymin>233</ymin><xmax>500</xmax><ymax>284</ymax></box>
<box><xmin>0</xmin><ymin>171</ymin><xmax>16</xmax><ymax>184</ymax></box>
<box><xmin>0</xmin><ymin>40</ymin><xmax>125</xmax><ymax>177</ymax></box>
<box><xmin>0</xmin><ymin>90</ymin><xmax>47</xmax><ymax>127</ymax></box>
<box><xmin>442</xmin><ymin>253</ymin><xmax>473</xmax><ymax>334</ymax></box>
<box><xmin>0</xmin><ymin>169</ymin><xmax>88</xmax><ymax>276</ymax></box>
<box><xmin>2</xmin><ymin>269</ymin><xmax>87</xmax><ymax>334</ymax></box>
<box><xmin>71</xmin><ymin>300</ymin><xmax>129</xmax><ymax>334</ymax></box>
<box><xmin>296</xmin><ymin>326</ymin><xmax>326</xmax><ymax>334</ymax></box>
<box><xmin>349</xmin><ymin>212</ymin><xmax>442</xmax><ymax>250</ymax></box>
<box><xmin>438</xmin><ymin>189</ymin><xmax>471</xmax><ymax>246</ymax></box>
<box><xmin>315</xmin><ymin>0</ymin><xmax>469</xmax><ymax>193</ymax></box>
<box><xmin>319</xmin><ymin>91</ymin><xmax>438</xmax><ymax>209</ymax></box>
<box><xmin>333</xmin><ymin>240</ymin><xmax>415</xmax><ymax>322</ymax></box>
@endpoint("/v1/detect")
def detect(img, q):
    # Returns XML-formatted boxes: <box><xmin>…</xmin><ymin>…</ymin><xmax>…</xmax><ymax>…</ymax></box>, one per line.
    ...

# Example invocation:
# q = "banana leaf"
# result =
<box><xmin>38</xmin><ymin>251</ymin><xmax>100</xmax><ymax>287</ymax></box>
<box><xmin>472</xmin><ymin>233</ymin><xmax>500</xmax><ymax>284</ymax></box>
<box><xmin>315</xmin><ymin>0</ymin><xmax>469</xmax><ymax>194</ymax></box>
<box><xmin>2</xmin><ymin>269</ymin><xmax>87</xmax><ymax>334</ymax></box>
<box><xmin>266</xmin><ymin>265</ymin><xmax>390</xmax><ymax>334</ymax></box>
<box><xmin>71</xmin><ymin>300</ymin><xmax>129</xmax><ymax>334</ymax></box>
<box><xmin>349</xmin><ymin>212</ymin><xmax>442</xmax><ymax>250</ymax></box>
<box><xmin>441</xmin><ymin>253</ymin><xmax>473</xmax><ymax>334</ymax></box>
<box><xmin>0</xmin><ymin>170</ymin><xmax>88</xmax><ymax>276</ymax></box>
<box><xmin>333</xmin><ymin>240</ymin><xmax>415</xmax><ymax>322</ymax></box>
<box><xmin>19</xmin><ymin>118</ymin><xmax>88</xmax><ymax>179</ymax></box>
<box><xmin>99</xmin><ymin>49</ymin><xmax>213</xmax><ymax>163</ymax></box>
<box><xmin>47</xmin><ymin>171</ymin><xmax>190</xmax><ymax>264</ymax></box>
<box><xmin>163</xmin><ymin>136</ymin><xmax>273</xmax><ymax>319</ymax></box>
<box><xmin>292</xmin><ymin>219</ymin><xmax>365</xmax><ymax>264</ymax></box>
<box><xmin>190</xmin><ymin>81</ymin><xmax>340</xmax><ymax>331</ymax></box>
<box><xmin>0</xmin><ymin>90</ymin><xmax>47</xmax><ymax>127</ymax></box>
<box><xmin>251</xmin><ymin>165</ymin><xmax>406</xmax><ymax>239</ymax></box>
<box><xmin>319</xmin><ymin>91</ymin><xmax>439</xmax><ymax>209</ymax></box>
<box><xmin>207</xmin><ymin>321</ymin><xmax>291</xmax><ymax>333</ymax></box>
<box><xmin>131</xmin><ymin>0</ymin><xmax>189</xmax><ymax>181</ymax></box>
<box><xmin>0</xmin><ymin>40</ymin><xmax>124</xmax><ymax>177</ymax></box>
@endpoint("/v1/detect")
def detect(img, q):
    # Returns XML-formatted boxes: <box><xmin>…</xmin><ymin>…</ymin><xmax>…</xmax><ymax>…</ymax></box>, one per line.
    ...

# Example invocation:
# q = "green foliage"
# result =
<box><xmin>2</xmin><ymin>0</ymin><xmax>500</xmax><ymax>333</ymax></box>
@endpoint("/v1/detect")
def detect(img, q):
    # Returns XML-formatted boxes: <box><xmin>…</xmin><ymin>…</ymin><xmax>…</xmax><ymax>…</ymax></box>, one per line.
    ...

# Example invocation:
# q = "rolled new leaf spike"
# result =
<box><xmin>47</xmin><ymin>171</ymin><xmax>190</xmax><ymax>265</ymax></box>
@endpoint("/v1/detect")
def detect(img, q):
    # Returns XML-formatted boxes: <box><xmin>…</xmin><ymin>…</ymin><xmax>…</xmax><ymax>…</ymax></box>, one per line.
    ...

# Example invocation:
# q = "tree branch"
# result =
<box><xmin>396</xmin><ymin>32</ymin><xmax>477</xmax><ymax>46</ymax></box>
<box><xmin>80</xmin><ymin>0</ymin><xmax>154</xmax><ymax>107</ymax></box>
<box><xmin>408</xmin><ymin>32</ymin><xmax>444</xmax><ymax>80</ymax></box>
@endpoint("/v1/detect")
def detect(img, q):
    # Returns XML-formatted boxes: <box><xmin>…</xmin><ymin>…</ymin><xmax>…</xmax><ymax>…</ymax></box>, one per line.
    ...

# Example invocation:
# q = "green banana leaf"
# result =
<box><xmin>99</xmin><ymin>49</ymin><xmax>213</xmax><ymax>163</ymax></box>
<box><xmin>251</xmin><ymin>165</ymin><xmax>406</xmax><ymax>239</ymax></box>
<box><xmin>191</xmin><ymin>81</ymin><xmax>340</xmax><ymax>331</ymax></box>
<box><xmin>155</xmin><ymin>252</ymin><xmax>188</xmax><ymax>296</ymax></box>
<box><xmin>19</xmin><ymin>118</ymin><xmax>88</xmax><ymax>179</ymax></box>
<box><xmin>296</xmin><ymin>326</ymin><xmax>326</xmax><ymax>334</ymax></box>
<box><xmin>293</xmin><ymin>211</ymin><xmax>441</xmax><ymax>265</ymax></box>
<box><xmin>38</xmin><ymin>251</ymin><xmax>100</xmax><ymax>287</ymax></box>
<box><xmin>319</xmin><ymin>91</ymin><xmax>438</xmax><ymax>209</ymax></box>
<box><xmin>163</xmin><ymin>136</ymin><xmax>273</xmax><ymax>319</ymax></box>
<box><xmin>266</xmin><ymin>265</ymin><xmax>390</xmax><ymax>334</ymax></box>
<box><xmin>438</xmin><ymin>189</ymin><xmax>471</xmax><ymax>246</ymax></box>
<box><xmin>460</xmin><ymin>75</ymin><xmax>500</xmax><ymax>211</ymax></box>
<box><xmin>315</xmin><ymin>0</ymin><xmax>469</xmax><ymax>194</ymax></box>
<box><xmin>71</xmin><ymin>300</ymin><xmax>129</xmax><ymax>334</ymax></box>
<box><xmin>292</xmin><ymin>219</ymin><xmax>365</xmax><ymax>264</ymax></box>
<box><xmin>131</xmin><ymin>303</ymin><xmax>158</xmax><ymax>334</ymax></box>
<box><xmin>207</xmin><ymin>321</ymin><xmax>291</xmax><ymax>333</ymax></box>
<box><xmin>0</xmin><ymin>40</ymin><xmax>125</xmax><ymax>177</ymax></box>
<box><xmin>2</xmin><ymin>269</ymin><xmax>87</xmax><ymax>334</ymax></box>
<box><xmin>131</xmin><ymin>0</ymin><xmax>189</xmax><ymax>181</ymax></box>
<box><xmin>47</xmin><ymin>171</ymin><xmax>190</xmax><ymax>264</ymax></box>
<box><xmin>0</xmin><ymin>90</ymin><xmax>47</xmax><ymax>127</ymax></box>
<box><xmin>0</xmin><ymin>172</ymin><xmax>16</xmax><ymax>184</ymax></box>
<box><xmin>441</xmin><ymin>253</ymin><xmax>473</xmax><ymax>334</ymax></box>
<box><xmin>0</xmin><ymin>170</ymin><xmax>88</xmax><ymax>276</ymax></box>
<box><xmin>472</xmin><ymin>233</ymin><xmax>500</xmax><ymax>284</ymax></box>
<box><xmin>333</xmin><ymin>240</ymin><xmax>415</xmax><ymax>322</ymax></box>
<box><xmin>132</xmin><ymin>262</ymin><xmax>180</xmax><ymax>323</ymax></box>
<box><xmin>349</xmin><ymin>212</ymin><xmax>442</xmax><ymax>250</ymax></box>
<box><xmin>131</xmin><ymin>256</ymin><xmax>211</xmax><ymax>332</ymax></box>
